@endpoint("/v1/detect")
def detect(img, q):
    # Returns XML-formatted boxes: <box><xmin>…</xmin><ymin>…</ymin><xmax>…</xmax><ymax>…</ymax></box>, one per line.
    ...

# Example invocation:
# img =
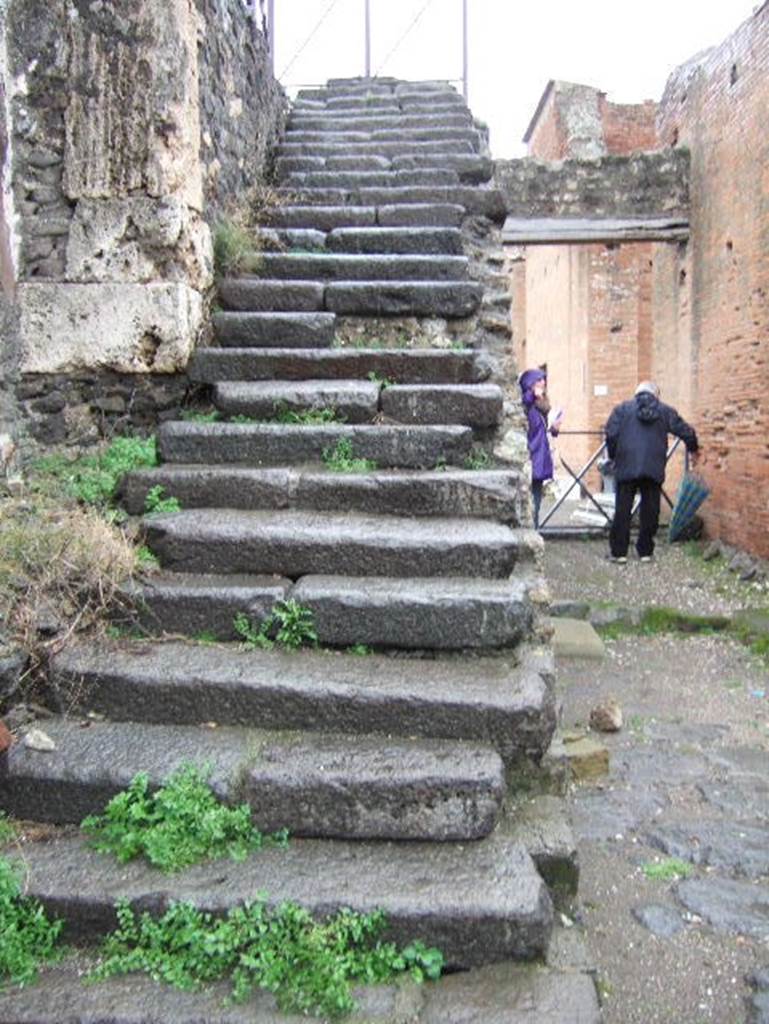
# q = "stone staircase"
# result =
<box><xmin>0</xmin><ymin>78</ymin><xmax>599</xmax><ymax>1022</ymax></box>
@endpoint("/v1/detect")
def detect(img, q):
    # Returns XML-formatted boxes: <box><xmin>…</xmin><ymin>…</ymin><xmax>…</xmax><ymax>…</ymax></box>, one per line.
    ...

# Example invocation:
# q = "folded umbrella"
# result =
<box><xmin>668</xmin><ymin>472</ymin><xmax>711</xmax><ymax>542</ymax></box>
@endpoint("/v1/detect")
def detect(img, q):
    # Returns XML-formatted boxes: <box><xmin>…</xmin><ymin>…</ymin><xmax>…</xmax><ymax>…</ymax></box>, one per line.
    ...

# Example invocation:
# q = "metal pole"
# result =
<box><xmin>267</xmin><ymin>0</ymin><xmax>275</xmax><ymax>72</ymax></box>
<box><xmin>462</xmin><ymin>0</ymin><xmax>468</xmax><ymax>101</ymax></box>
<box><xmin>365</xmin><ymin>0</ymin><xmax>371</xmax><ymax>78</ymax></box>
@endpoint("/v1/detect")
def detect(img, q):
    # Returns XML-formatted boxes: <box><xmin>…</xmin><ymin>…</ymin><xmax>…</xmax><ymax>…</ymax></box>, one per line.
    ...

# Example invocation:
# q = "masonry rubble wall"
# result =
<box><xmin>0</xmin><ymin>0</ymin><xmax>286</xmax><ymax>460</ymax></box>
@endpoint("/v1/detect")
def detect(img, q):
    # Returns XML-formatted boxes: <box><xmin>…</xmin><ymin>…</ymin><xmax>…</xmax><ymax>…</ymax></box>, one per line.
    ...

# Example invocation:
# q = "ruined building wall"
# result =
<box><xmin>657</xmin><ymin>2</ymin><xmax>769</xmax><ymax>556</ymax></box>
<box><xmin>0</xmin><ymin>0</ymin><xmax>285</xmax><ymax>457</ymax></box>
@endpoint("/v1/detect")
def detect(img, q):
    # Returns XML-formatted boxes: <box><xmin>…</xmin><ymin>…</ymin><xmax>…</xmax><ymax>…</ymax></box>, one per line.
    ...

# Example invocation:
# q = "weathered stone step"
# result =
<box><xmin>279</xmin><ymin>139</ymin><xmax>476</xmax><ymax>158</ymax></box>
<box><xmin>190</xmin><ymin>347</ymin><xmax>492</xmax><ymax>385</ymax></box>
<box><xmin>281</xmin><ymin>168</ymin><xmax>460</xmax><ymax>188</ymax></box>
<box><xmin>217</xmin><ymin>279</ymin><xmax>324</xmax><ymax>312</ymax></box>
<box><xmin>0</xmin><ymin>956</ymin><xmax>602</xmax><ymax>1023</ymax></box>
<box><xmin>291</xmin><ymin>573</ymin><xmax>537</xmax><ymax>649</ymax></box>
<box><xmin>9</xmin><ymin>832</ymin><xmax>553</xmax><ymax>967</ymax></box>
<box><xmin>0</xmin><ymin>718</ymin><xmax>504</xmax><ymax>841</ymax></box>
<box><xmin>325</xmin><ymin>226</ymin><xmax>463</xmax><ymax>255</ymax></box>
<box><xmin>212</xmin><ymin>311</ymin><xmax>336</xmax><ymax>348</ymax></box>
<box><xmin>288</xmin><ymin>112</ymin><xmax>472</xmax><ymax>132</ymax></box>
<box><xmin>275</xmin><ymin>153</ymin><xmax>491</xmax><ymax>183</ymax></box>
<box><xmin>213</xmin><ymin>379</ymin><xmax>380</xmax><ymax>421</ymax></box>
<box><xmin>381</xmin><ymin>383</ymin><xmax>503</xmax><ymax>426</ymax></box>
<box><xmin>392</xmin><ymin>152</ymin><xmax>493</xmax><ymax>183</ymax></box>
<box><xmin>324</xmin><ymin>280</ymin><xmax>481</xmax><ymax>316</ymax></box>
<box><xmin>244</xmin><ymin>251</ymin><xmax>469</xmax><ymax>280</ymax></box>
<box><xmin>283</xmin><ymin>129</ymin><xmax>480</xmax><ymax>148</ymax></box>
<box><xmin>156</xmin><ymin>422</ymin><xmax>474</xmax><ymax>469</ymax></box>
<box><xmin>280</xmin><ymin>185</ymin><xmax>506</xmax><ymax>221</ymax></box>
<box><xmin>142</xmin><ymin>509</ymin><xmax>532</xmax><ymax>579</ymax></box>
<box><xmin>120</xmin><ymin>466</ymin><xmax>528</xmax><ymax>523</ymax></box>
<box><xmin>266</xmin><ymin>203</ymin><xmax>465</xmax><ymax>230</ymax></box>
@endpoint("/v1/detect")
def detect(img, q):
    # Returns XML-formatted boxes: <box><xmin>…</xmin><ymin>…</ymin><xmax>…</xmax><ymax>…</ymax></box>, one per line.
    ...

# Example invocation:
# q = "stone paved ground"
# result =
<box><xmin>545</xmin><ymin>538</ymin><xmax>769</xmax><ymax>1024</ymax></box>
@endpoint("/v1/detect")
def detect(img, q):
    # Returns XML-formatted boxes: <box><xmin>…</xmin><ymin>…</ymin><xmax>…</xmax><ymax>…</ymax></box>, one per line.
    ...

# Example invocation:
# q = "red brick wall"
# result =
<box><xmin>657</xmin><ymin>4</ymin><xmax>769</xmax><ymax>555</ymax></box>
<box><xmin>600</xmin><ymin>98</ymin><xmax>660</xmax><ymax>154</ymax></box>
<box><xmin>525</xmin><ymin>88</ymin><xmax>569</xmax><ymax>161</ymax></box>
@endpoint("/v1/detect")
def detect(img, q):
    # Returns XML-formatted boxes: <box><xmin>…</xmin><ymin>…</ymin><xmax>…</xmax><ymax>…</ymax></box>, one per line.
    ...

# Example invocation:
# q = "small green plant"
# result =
<box><xmin>143</xmin><ymin>486</ymin><xmax>181</xmax><ymax>516</ymax></box>
<box><xmin>464</xmin><ymin>448</ymin><xmax>491</xmax><ymax>471</ymax></box>
<box><xmin>181</xmin><ymin>409</ymin><xmax>220</xmax><ymax>423</ymax></box>
<box><xmin>194</xmin><ymin>631</ymin><xmax>219</xmax><ymax>645</ymax></box>
<box><xmin>213</xmin><ymin>217</ymin><xmax>262</xmax><ymax>276</ymax></box>
<box><xmin>641</xmin><ymin>857</ymin><xmax>693</xmax><ymax>881</ymax></box>
<box><xmin>450</xmin><ymin>340</ymin><xmax>468</xmax><ymax>351</ymax></box>
<box><xmin>272</xmin><ymin>404</ymin><xmax>340</xmax><ymax>425</ymax></box>
<box><xmin>89</xmin><ymin>898</ymin><xmax>443</xmax><ymax>1018</ymax></box>
<box><xmin>81</xmin><ymin>764</ymin><xmax>287</xmax><ymax>874</ymax></box>
<box><xmin>228</xmin><ymin>414</ymin><xmax>258</xmax><ymax>424</ymax></box>
<box><xmin>346</xmin><ymin>644</ymin><xmax>373</xmax><ymax>656</ymax></box>
<box><xmin>234</xmin><ymin>601</ymin><xmax>318</xmax><ymax>652</ymax></box>
<box><xmin>135</xmin><ymin>546</ymin><xmax>160</xmax><ymax>569</ymax></box>
<box><xmin>322</xmin><ymin>438</ymin><xmax>377</xmax><ymax>473</ymax></box>
<box><xmin>366</xmin><ymin>371</ymin><xmax>394</xmax><ymax>389</ymax></box>
<box><xmin>233</xmin><ymin>611</ymin><xmax>274</xmax><ymax>650</ymax></box>
<box><xmin>0</xmin><ymin>814</ymin><xmax>16</xmax><ymax>847</ymax></box>
<box><xmin>0</xmin><ymin>856</ymin><xmax>63</xmax><ymax>988</ymax></box>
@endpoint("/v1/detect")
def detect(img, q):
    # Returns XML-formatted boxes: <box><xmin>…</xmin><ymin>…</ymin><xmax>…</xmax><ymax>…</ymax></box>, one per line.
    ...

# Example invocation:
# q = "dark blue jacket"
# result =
<box><xmin>605</xmin><ymin>393</ymin><xmax>698</xmax><ymax>484</ymax></box>
<box><xmin>519</xmin><ymin>369</ymin><xmax>554</xmax><ymax>482</ymax></box>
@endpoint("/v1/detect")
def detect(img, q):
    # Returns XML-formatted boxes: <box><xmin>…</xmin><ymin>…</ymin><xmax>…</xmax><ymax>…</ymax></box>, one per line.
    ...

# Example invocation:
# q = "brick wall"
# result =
<box><xmin>600</xmin><ymin>98</ymin><xmax>660</xmax><ymax>155</ymax></box>
<box><xmin>657</xmin><ymin>3</ymin><xmax>769</xmax><ymax>555</ymax></box>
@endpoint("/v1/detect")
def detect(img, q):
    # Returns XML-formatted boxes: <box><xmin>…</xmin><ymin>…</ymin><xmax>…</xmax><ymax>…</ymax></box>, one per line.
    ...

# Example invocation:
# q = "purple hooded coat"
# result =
<box><xmin>519</xmin><ymin>368</ymin><xmax>554</xmax><ymax>483</ymax></box>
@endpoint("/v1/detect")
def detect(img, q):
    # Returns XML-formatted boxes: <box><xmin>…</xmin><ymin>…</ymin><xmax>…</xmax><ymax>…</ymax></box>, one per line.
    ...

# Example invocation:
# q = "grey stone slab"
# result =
<box><xmin>391</xmin><ymin>153</ymin><xmax>493</xmax><ymax>184</ymax></box>
<box><xmin>646</xmin><ymin>821</ymin><xmax>769</xmax><ymax>879</ymax></box>
<box><xmin>326</xmin><ymin>226</ymin><xmax>464</xmax><ymax>255</ymax></box>
<box><xmin>213</xmin><ymin>311</ymin><xmax>336</xmax><ymax>348</ymax></box>
<box><xmin>290</xmin><ymin>112</ymin><xmax>473</xmax><ymax>132</ymax></box>
<box><xmin>283</xmin><ymin>169</ymin><xmax>460</xmax><ymax>189</ymax></box>
<box><xmin>247</xmin><ymin>251</ymin><xmax>469</xmax><ymax>280</ymax></box>
<box><xmin>156</xmin><ymin>422</ymin><xmax>474</xmax><ymax>469</ymax></box>
<box><xmin>548</xmin><ymin>618</ymin><xmax>605</xmax><ymax>659</ymax></box>
<box><xmin>676</xmin><ymin>877</ymin><xmax>769</xmax><ymax>938</ymax></box>
<box><xmin>118</xmin><ymin>466</ymin><xmax>295</xmax><ymax>516</ymax></box>
<box><xmin>421</xmin><ymin>962</ymin><xmax>601</xmax><ymax>1023</ymax></box>
<box><xmin>377</xmin><ymin>202</ymin><xmax>465</xmax><ymax>226</ymax></box>
<box><xmin>698</xmin><ymin>776</ymin><xmax>769</xmax><ymax>822</ymax></box>
<box><xmin>242</xmin><ymin>733</ymin><xmax>505</xmax><ymax>840</ymax></box>
<box><xmin>266</xmin><ymin>204</ymin><xmax>377</xmax><ymax>230</ymax></box>
<box><xmin>274</xmin><ymin>154</ymin><xmax>326</xmax><ymax>174</ymax></box>
<box><xmin>325</xmin><ymin>281</ymin><xmax>481</xmax><ymax>316</ymax></box>
<box><xmin>324</xmin><ymin>154</ymin><xmax>393</xmax><ymax>170</ymax></box>
<box><xmin>292</xmin><ymin>573</ymin><xmax>536</xmax><ymax>650</ymax></box>
<box><xmin>381</xmin><ymin>383</ymin><xmax>503</xmax><ymax>426</ymax></box>
<box><xmin>278</xmin><ymin>140</ymin><xmax>475</xmax><ymax>158</ymax></box>
<box><xmin>143</xmin><ymin>508</ymin><xmax>521</xmax><ymax>579</ymax></box>
<box><xmin>353</xmin><ymin>186</ymin><xmax>507</xmax><ymax>222</ymax></box>
<box><xmin>52</xmin><ymin>641</ymin><xmax>556</xmax><ymax>763</ymax></box>
<box><xmin>631</xmin><ymin>903</ymin><xmax>685</xmax><ymax>938</ymax></box>
<box><xmin>0</xmin><ymin>718</ymin><xmax>254</xmax><ymax>824</ymax></box>
<box><xmin>213</xmin><ymin>379</ymin><xmax>380</xmax><ymax>422</ymax></box>
<box><xmin>123</xmin><ymin>572</ymin><xmax>291</xmax><ymax>639</ymax></box>
<box><xmin>502</xmin><ymin>796</ymin><xmax>580</xmax><ymax>905</ymax></box>
<box><xmin>217</xmin><ymin>280</ymin><xmax>324</xmax><ymax>312</ymax></box>
<box><xmin>190</xmin><ymin>347</ymin><xmax>491</xmax><ymax>384</ymax></box>
<box><xmin>13</xmin><ymin>833</ymin><xmax>553</xmax><ymax>967</ymax></box>
<box><xmin>261</xmin><ymin>227</ymin><xmax>327</xmax><ymax>250</ymax></box>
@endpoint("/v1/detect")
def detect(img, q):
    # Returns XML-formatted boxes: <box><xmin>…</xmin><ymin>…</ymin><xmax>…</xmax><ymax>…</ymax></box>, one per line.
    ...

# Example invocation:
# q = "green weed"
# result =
<box><xmin>135</xmin><ymin>546</ymin><xmax>160</xmax><ymax>569</ymax></box>
<box><xmin>346</xmin><ymin>644</ymin><xmax>373</xmax><ymax>656</ymax></box>
<box><xmin>89</xmin><ymin>897</ymin><xmax>443</xmax><ymax>1018</ymax></box>
<box><xmin>81</xmin><ymin>764</ymin><xmax>288</xmax><ymax>874</ymax></box>
<box><xmin>271</xmin><ymin>404</ymin><xmax>341</xmax><ymax>425</ymax></box>
<box><xmin>641</xmin><ymin>857</ymin><xmax>693</xmax><ymax>881</ymax></box>
<box><xmin>228</xmin><ymin>414</ymin><xmax>258</xmax><ymax>424</ymax></box>
<box><xmin>181</xmin><ymin>410</ymin><xmax>220</xmax><ymax>423</ymax></box>
<box><xmin>233</xmin><ymin>612</ymin><xmax>275</xmax><ymax>650</ymax></box>
<box><xmin>213</xmin><ymin>218</ymin><xmax>262</xmax><ymax>276</ymax></box>
<box><xmin>464</xmin><ymin>448</ymin><xmax>491</xmax><ymax>471</ymax></box>
<box><xmin>194</xmin><ymin>631</ymin><xmax>219</xmax><ymax>645</ymax></box>
<box><xmin>0</xmin><ymin>814</ymin><xmax>16</xmax><ymax>847</ymax></box>
<box><xmin>0</xmin><ymin>856</ymin><xmax>63</xmax><ymax>988</ymax></box>
<box><xmin>234</xmin><ymin>601</ymin><xmax>318</xmax><ymax>652</ymax></box>
<box><xmin>366</xmin><ymin>371</ymin><xmax>394</xmax><ymax>389</ymax></box>
<box><xmin>143</xmin><ymin>486</ymin><xmax>181</xmax><ymax>516</ymax></box>
<box><xmin>322</xmin><ymin>438</ymin><xmax>377</xmax><ymax>473</ymax></box>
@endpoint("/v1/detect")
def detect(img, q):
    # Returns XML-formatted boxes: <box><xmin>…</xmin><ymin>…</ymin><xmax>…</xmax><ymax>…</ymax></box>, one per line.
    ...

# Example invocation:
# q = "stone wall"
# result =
<box><xmin>0</xmin><ymin>0</ymin><xmax>286</xmax><ymax>460</ymax></box>
<box><xmin>494</xmin><ymin>150</ymin><xmax>690</xmax><ymax>219</ymax></box>
<box><xmin>656</xmin><ymin>3</ymin><xmax>769</xmax><ymax>556</ymax></box>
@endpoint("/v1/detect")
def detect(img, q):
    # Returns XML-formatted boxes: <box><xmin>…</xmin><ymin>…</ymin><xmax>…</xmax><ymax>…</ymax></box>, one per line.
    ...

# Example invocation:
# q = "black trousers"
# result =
<box><xmin>610</xmin><ymin>477</ymin><xmax>661</xmax><ymax>558</ymax></box>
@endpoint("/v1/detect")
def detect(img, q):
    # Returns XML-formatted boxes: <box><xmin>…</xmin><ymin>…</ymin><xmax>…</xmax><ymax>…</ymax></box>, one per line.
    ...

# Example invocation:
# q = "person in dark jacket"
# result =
<box><xmin>519</xmin><ymin>368</ymin><xmax>561</xmax><ymax>528</ymax></box>
<box><xmin>605</xmin><ymin>381</ymin><xmax>699</xmax><ymax>562</ymax></box>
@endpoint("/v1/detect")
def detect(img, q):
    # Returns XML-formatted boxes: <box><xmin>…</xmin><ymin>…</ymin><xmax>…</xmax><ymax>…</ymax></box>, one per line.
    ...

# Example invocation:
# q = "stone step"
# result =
<box><xmin>243</xmin><ymin>251</ymin><xmax>469</xmax><ymax>280</ymax></box>
<box><xmin>51</xmin><ymin>639</ymin><xmax>556</xmax><ymax>764</ymax></box>
<box><xmin>156</xmin><ymin>422</ymin><xmax>474</xmax><ymax>469</ymax></box>
<box><xmin>279</xmin><ymin>139</ymin><xmax>476</xmax><ymax>158</ymax></box>
<box><xmin>275</xmin><ymin>153</ymin><xmax>491</xmax><ymax>182</ymax></box>
<box><xmin>213</xmin><ymin>379</ymin><xmax>381</xmax><ymax>422</ymax></box>
<box><xmin>212</xmin><ymin>311</ymin><xmax>336</xmax><ymax>348</ymax></box>
<box><xmin>381</xmin><ymin>383</ymin><xmax>504</xmax><ymax>426</ymax></box>
<box><xmin>120</xmin><ymin>467</ymin><xmax>528</xmax><ymax>523</ymax></box>
<box><xmin>324</xmin><ymin>280</ymin><xmax>481</xmax><ymax>316</ymax></box>
<box><xmin>0</xmin><ymin>718</ymin><xmax>504</xmax><ymax>841</ymax></box>
<box><xmin>290</xmin><ymin>573</ymin><xmax>537</xmax><ymax>650</ymax></box>
<box><xmin>279</xmin><ymin>185</ymin><xmax>507</xmax><ymax>221</ymax></box>
<box><xmin>8</xmin><ymin>831</ymin><xmax>553</xmax><ymax>967</ymax></box>
<box><xmin>281</xmin><ymin>168</ymin><xmax>460</xmax><ymax>188</ymax></box>
<box><xmin>375</xmin><ymin>202</ymin><xmax>466</xmax><ymax>226</ymax></box>
<box><xmin>325</xmin><ymin>226</ymin><xmax>464</xmax><ymax>255</ymax></box>
<box><xmin>189</xmin><ymin>347</ymin><xmax>492</xmax><ymax>384</ymax></box>
<box><xmin>266</xmin><ymin>203</ymin><xmax>465</xmax><ymax>230</ymax></box>
<box><xmin>283</xmin><ymin>129</ymin><xmax>480</xmax><ymax>148</ymax></box>
<box><xmin>142</xmin><ymin>509</ymin><xmax>533</xmax><ymax>579</ymax></box>
<box><xmin>217</xmin><ymin>279</ymin><xmax>325</xmax><ymax>312</ymax></box>
<box><xmin>391</xmin><ymin>153</ymin><xmax>493</xmax><ymax>183</ymax></box>
<box><xmin>288</xmin><ymin>112</ymin><xmax>473</xmax><ymax>132</ymax></box>
<box><xmin>0</xmin><ymin>956</ymin><xmax>601</xmax><ymax>1023</ymax></box>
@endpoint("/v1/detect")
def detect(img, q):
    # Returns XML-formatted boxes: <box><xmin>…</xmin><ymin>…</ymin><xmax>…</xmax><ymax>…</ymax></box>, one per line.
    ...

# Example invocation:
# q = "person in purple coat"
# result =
<box><xmin>519</xmin><ymin>368</ymin><xmax>560</xmax><ymax>528</ymax></box>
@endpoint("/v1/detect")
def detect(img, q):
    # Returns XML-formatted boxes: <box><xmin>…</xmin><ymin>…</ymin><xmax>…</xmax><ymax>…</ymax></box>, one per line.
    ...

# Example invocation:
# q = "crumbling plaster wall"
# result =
<box><xmin>0</xmin><ymin>0</ymin><xmax>286</xmax><ymax>453</ymax></box>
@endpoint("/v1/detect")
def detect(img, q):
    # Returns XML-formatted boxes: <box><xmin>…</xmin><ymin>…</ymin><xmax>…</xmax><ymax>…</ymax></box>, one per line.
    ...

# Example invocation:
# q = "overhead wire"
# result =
<box><xmin>279</xmin><ymin>0</ymin><xmax>343</xmax><ymax>80</ymax></box>
<box><xmin>374</xmin><ymin>0</ymin><xmax>438</xmax><ymax>76</ymax></box>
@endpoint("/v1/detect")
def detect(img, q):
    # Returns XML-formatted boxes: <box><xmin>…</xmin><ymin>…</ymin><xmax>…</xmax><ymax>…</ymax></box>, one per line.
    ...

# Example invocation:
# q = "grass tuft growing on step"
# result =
<box><xmin>81</xmin><ymin>764</ymin><xmax>288</xmax><ymax>873</ymax></box>
<box><xmin>143</xmin><ymin>485</ymin><xmax>181</xmax><ymax>516</ymax></box>
<box><xmin>322</xmin><ymin>438</ymin><xmax>377</xmax><ymax>473</ymax></box>
<box><xmin>0</xmin><ymin>857</ymin><xmax>63</xmax><ymax>989</ymax></box>
<box><xmin>271</xmin><ymin>403</ymin><xmax>342</xmax><ymax>425</ymax></box>
<box><xmin>234</xmin><ymin>600</ymin><xmax>319</xmax><ymax>651</ymax></box>
<box><xmin>90</xmin><ymin>897</ymin><xmax>443</xmax><ymax>1018</ymax></box>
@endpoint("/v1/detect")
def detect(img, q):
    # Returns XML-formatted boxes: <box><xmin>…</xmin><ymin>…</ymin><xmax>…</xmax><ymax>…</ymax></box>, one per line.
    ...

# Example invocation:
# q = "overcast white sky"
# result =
<box><xmin>272</xmin><ymin>0</ymin><xmax>760</xmax><ymax>157</ymax></box>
